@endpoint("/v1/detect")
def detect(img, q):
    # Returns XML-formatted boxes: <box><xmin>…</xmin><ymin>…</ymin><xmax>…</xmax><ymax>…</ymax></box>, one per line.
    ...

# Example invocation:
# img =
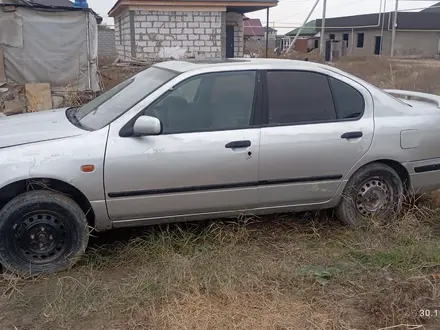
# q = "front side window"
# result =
<box><xmin>145</xmin><ymin>71</ymin><xmax>257</xmax><ymax>134</ymax></box>
<box><xmin>73</xmin><ymin>67</ymin><xmax>178</xmax><ymax>130</ymax></box>
<box><xmin>267</xmin><ymin>71</ymin><xmax>336</xmax><ymax>125</ymax></box>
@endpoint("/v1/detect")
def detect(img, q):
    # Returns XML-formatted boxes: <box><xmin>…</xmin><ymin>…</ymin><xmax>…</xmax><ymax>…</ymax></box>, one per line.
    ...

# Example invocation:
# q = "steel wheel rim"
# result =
<box><xmin>355</xmin><ymin>178</ymin><xmax>393</xmax><ymax>217</ymax></box>
<box><xmin>12</xmin><ymin>212</ymin><xmax>71</xmax><ymax>264</ymax></box>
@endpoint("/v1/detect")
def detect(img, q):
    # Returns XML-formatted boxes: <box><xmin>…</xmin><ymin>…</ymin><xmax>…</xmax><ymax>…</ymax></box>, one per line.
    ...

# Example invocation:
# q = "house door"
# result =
<box><xmin>325</xmin><ymin>40</ymin><xmax>331</xmax><ymax>61</ymax></box>
<box><xmin>226</xmin><ymin>25</ymin><xmax>234</xmax><ymax>58</ymax></box>
<box><xmin>374</xmin><ymin>36</ymin><xmax>381</xmax><ymax>55</ymax></box>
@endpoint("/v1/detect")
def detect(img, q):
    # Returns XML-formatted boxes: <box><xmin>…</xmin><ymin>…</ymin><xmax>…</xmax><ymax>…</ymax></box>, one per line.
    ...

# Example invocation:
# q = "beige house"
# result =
<box><xmin>286</xmin><ymin>3</ymin><xmax>440</xmax><ymax>57</ymax></box>
<box><xmin>109</xmin><ymin>0</ymin><xmax>278</xmax><ymax>61</ymax></box>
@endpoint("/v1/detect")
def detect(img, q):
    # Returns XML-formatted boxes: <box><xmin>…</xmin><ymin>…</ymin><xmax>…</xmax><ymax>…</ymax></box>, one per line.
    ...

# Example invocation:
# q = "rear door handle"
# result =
<box><xmin>341</xmin><ymin>131</ymin><xmax>363</xmax><ymax>139</ymax></box>
<box><xmin>225</xmin><ymin>140</ymin><xmax>251</xmax><ymax>149</ymax></box>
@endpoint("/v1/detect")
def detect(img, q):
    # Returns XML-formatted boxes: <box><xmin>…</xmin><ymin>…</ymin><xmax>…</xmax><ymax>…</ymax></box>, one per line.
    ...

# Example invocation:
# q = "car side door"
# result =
<box><xmin>104</xmin><ymin>70</ymin><xmax>262</xmax><ymax>223</ymax></box>
<box><xmin>258</xmin><ymin>69</ymin><xmax>374</xmax><ymax>208</ymax></box>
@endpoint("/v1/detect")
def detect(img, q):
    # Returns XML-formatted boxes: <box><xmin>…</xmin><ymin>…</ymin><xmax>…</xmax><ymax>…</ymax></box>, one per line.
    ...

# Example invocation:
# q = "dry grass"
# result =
<box><xmin>1</xmin><ymin>57</ymin><xmax>440</xmax><ymax>330</ymax></box>
<box><xmin>1</xmin><ymin>203</ymin><xmax>440</xmax><ymax>330</ymax></box>
<box><xmin>334</xmin><ymin>57</ymin><xmax>440</xmax><ymax>95</ymax></box>
<box><xmin>261</xmin><ymin>53</ymin><xmax>440</xmax><ymax>95</ymax></box>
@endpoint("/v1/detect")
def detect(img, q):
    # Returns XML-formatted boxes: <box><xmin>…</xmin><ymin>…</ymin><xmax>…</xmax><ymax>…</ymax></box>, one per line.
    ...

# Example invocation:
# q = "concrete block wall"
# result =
<box><xmin>132</xmin><ymin>10</ymin><xmax>223</xmax><ymax>60</ymax></box>
<box><xmin>98</xmin><ymin>26</ymin><xmax>116</xmax><ymax>57</ymax></box>
<box><xmin>226</xmin><ymin>12</ymin><xmax>244</xmax><ymax>57</ymax></box>
<box><xmin>244</xmin><ymin>37</ymin><xmax>275</xmax><ymax>55</ymax></box>
<box><xmin>394</xmin><ymin>31</ymin><xmax>440</xmax><ymax>56</ymax></box>
<box><xmin>325</xmin><ymin>30</ymin><xmax>391</xmax><ymax>56</ymax></box>
<box><xmin>115</xmin><ymin>12</ymin><xmax>132</xmax><ymax>60</ymax></box>
<box><xmin>325</xmin><ymin>30</ymin><xmax>440</xmax><ymax>57</ymax></box>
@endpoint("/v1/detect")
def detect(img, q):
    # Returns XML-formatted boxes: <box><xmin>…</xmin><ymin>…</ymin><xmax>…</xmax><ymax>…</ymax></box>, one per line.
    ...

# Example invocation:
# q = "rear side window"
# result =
<box><xmin>329</xmin><ymin>77</ymin><xmax>365</xmax><ymax>119</ymax></box>
<box><xmin>267</xmin><ymin>71</ymin><xmax>337</xmax><ymax>125</ymax></box>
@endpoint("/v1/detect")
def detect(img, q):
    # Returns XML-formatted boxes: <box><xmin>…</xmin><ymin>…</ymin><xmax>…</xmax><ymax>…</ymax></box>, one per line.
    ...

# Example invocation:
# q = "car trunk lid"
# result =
<box><xmin>384</xmin><ymin>89</ymin><xmax>440</xmax><ymax>109</ymax></box>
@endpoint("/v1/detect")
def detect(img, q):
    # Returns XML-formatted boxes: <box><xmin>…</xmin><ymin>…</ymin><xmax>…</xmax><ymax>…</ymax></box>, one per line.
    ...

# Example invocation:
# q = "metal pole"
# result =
<box><xmin>380</xmin><ymin>0</ymin><xmax>386</xmax><ymax>55</ymax></box>
<box><xmin>350</xmin><ymin>28</ymin><xmax>354</xmax><ymax>55</ymax></box>
<box><xmin>266</xmin><ymin>7</ymin><xmax>269</xmax><ymax>58</ymax></box>
<box><xmin>390</xmin><ymin>0</ymin><xmax>398</xmax><ymax>57</ymax></box>
<box><xmin>85</xmin><ymin>11</ymin><xmax>91</xmax><ymax>90</ymax></box>
<box><xmin>286</xmin><ymin>0</ymin><xmax>320</xmax><ymax>53</ymax></box>
<box><xmin>319</xmin><ymin>0</ymin><xmax>327</xmax><ymax>56</ymax></box>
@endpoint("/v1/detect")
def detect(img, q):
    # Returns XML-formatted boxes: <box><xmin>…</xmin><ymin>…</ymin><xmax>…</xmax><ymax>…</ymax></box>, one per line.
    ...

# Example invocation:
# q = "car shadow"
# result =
<box><xmin>87</xmin><ymin>209</ymin><xmax>341</xmax><ymax>248</ymax></box>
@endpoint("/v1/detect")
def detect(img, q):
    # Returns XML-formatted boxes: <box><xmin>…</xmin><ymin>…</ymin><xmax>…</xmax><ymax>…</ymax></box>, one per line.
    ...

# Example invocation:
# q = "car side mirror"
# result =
<box><xmin>132</xmin><ymin>115</ymin><xmax>162</xmax><ymax>136</ymax></box>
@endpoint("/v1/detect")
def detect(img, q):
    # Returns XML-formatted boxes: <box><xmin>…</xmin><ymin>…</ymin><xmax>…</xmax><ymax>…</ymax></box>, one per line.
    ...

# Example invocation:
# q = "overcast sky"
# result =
<box><xmin>89</xmin><ymin>0</ymin><xmax>439</xmax><ymax>34</ymax></box>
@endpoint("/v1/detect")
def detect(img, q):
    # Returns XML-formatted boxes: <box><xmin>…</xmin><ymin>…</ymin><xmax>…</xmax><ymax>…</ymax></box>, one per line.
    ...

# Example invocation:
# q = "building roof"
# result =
<box><xmin>286</xmin><ymin>20</ymin><xmax>318</xmax><ymax>36</ymax></box>
<box><xmin>287</xmin><ymin>10</ymin><xmax>440</xmax><ymax>35</ymax></box>
<box><xmin>3</xmin><ymin>0</ymin><xmax>102</xmax><ymax>23</ymax></box>
<box><xmin>265</xmin><ymin>26</ymin><xmax>277</xmax><ymax>33</ymax></box>
<box><xmin>30</xmin><ymin>0</ymin><xmax>74</xmax><ymax>6</ymax></box>
<box><xmin>323</xmin><ymin>11</ymin><xmax>440</xmax><ymax>31</ymax></box>
<box><xmin>422</xmin><ymin>2</ymin><xmax>440</xmax><ymax>13</ymax></box>
<box><xmin>109</xmin><ymin>0</ymin><xmax>278</xmax><ymax>17</ymax></box>
<box><xmin>244</xmin><ymin>18</ymin><xmax>264</xmax><ymax>37</ymax></box>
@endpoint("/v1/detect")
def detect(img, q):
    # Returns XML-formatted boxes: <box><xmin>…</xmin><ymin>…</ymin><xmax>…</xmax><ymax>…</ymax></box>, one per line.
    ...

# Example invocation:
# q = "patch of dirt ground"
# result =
<box><xmin>2</xmin><ymin>57</ymin><xmax>440</xmax><ymax>330</ymax></box>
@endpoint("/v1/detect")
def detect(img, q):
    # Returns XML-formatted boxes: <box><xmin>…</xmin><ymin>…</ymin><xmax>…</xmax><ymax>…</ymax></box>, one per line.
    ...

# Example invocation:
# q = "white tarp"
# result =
<box><xmin>0</xmin><ymin>7</ymin><xmax>100</xmax><ymax>91</ymax></box>
<box><xmin>87</xmin><ymin>11</ymin><xmax>100</xmax><ymax>92</ymax></box>
<box><xmin>0</xmin><ymin>12</ymin><xmax>23</xmax><ymax>48</ymax></box>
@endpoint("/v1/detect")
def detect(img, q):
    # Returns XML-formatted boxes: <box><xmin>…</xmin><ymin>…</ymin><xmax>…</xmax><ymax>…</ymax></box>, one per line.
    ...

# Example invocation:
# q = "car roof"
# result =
<box><xmin>153</xmin><ymin>58</ymin><xmax>330</xmax><ymax>73</ymax></box>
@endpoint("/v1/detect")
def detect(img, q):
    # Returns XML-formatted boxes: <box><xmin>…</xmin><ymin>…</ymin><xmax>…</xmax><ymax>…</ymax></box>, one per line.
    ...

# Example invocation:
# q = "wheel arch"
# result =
<box><xmin>0</xmin><ymin>178</ymin><xmax>95</xmax><ymax>228</ymax></box>
<box><xmin>351</xmin><ymin>159</ymin><xmax>410</xmax><ymax>191</ymax></box>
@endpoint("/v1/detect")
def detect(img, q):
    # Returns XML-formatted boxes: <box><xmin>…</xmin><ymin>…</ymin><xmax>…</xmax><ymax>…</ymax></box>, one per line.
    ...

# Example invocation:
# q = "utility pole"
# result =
<box><xmin>390</xmin><ymin>0</ymin><xmax>398</xmax><ymax>57</ymax></box>
<box><xmin>319</xmin><ymin>0</ymin><xmax>327</xmax><ymax>56</ymax></box>
<box><xmin>266</xmin><ymin>7</ymin><xmax>270</xmax><ymax>57</ymax></box>
<box><xmin>286</xmin><ymin>0</ymin><xmax>320</xmax><ymax>53</ymax></box>
<box><xmin>380</xmin><ymin>0</ymin><xmax>386</xmax><ymax>55</ymax></box>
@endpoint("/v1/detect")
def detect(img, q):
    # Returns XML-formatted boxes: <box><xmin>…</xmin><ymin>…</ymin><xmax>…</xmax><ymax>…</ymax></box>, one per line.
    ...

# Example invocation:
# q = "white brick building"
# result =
<box><xmin>109</xmin><ymin>0</ymin><xmax>277</xmax><ymax>61</ymax></box>
<box><xmin>98</xmin><ymin>25</ymin><xmax>117</xmax><ymax>57</ymax></box>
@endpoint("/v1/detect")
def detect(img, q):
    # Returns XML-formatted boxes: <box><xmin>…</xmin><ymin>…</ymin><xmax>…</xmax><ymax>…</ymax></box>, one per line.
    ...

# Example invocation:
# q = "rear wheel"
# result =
<box><xmin>336</xmin><ymin>163</ymin><xmax>404</xmax><ymax>227</ymax></box>
<box><xmin>0</xmin><ymin>191</ymin><xmax>89</xmax><ymax>275</ymax></box>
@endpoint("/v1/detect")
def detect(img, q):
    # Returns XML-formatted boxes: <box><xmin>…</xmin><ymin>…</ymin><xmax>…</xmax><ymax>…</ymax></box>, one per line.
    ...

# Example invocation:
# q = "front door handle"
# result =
<box><xmin>341</xmin><ymin>131</ymin><xmax>363</xmax><ymax>139</ymax></box>
<box><xmin>225</xmin><ymin>140</ymin><xmax>251</xmax><ymax>149</ymax></box>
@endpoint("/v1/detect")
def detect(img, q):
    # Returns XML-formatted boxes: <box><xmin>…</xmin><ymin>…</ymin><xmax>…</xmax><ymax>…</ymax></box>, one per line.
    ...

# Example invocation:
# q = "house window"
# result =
<box><xmin>281</xmin><ymin>38</ymin><xmax>291</xmax><ymax>50</ymax></box>
<box><xmin>343</xmin><ymin>33</ymin><xmax>349</xmax><ymax>47</ymax></box>
<box><xmin>329</xmin><ymin>34</ymin><xmax>335</xmax><ymax>40</ymax></box>
<box><xmin>357</xmin><ymin>33</ymin><xmax>364</xmax><ymax>48</ymax></box>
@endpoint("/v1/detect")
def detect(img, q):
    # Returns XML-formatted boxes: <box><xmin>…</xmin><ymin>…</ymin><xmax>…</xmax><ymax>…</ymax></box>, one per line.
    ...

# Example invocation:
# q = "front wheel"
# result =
<box><xmin>336</xmin><ymin>163</ymin><xmax>404</xmax><ymax>227</ymax></box>
<box><xmin>0</xmin><ymin>191</ymin><xmax>89</xmax><ymax>275</ymax></box>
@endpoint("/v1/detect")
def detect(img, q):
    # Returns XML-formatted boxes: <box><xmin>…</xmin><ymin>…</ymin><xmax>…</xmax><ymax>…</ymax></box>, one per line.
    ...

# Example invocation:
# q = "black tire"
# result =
<box><xmin>335</xmin><ymin>163</ymin><xmax>404</xmax><ymax>227</ymax></box>
<box><xmin>0</xmin><ymin>190</ymin><xmax>89</xmax><ymax>275</ymax></box>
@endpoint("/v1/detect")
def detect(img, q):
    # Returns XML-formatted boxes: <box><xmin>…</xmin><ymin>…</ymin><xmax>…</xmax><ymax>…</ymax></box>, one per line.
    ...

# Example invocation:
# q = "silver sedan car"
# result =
<box><xmin>1</xmin><ymin>58</ymin><xmax>439</xmax><ymax>275</ymax></box>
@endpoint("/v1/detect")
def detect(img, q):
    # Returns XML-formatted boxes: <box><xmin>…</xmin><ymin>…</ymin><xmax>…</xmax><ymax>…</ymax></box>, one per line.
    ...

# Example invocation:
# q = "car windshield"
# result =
<box><xmin>73</xmin><ymin>66</ymin><xmax>178</xmax><ymax>130</ymax></box>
